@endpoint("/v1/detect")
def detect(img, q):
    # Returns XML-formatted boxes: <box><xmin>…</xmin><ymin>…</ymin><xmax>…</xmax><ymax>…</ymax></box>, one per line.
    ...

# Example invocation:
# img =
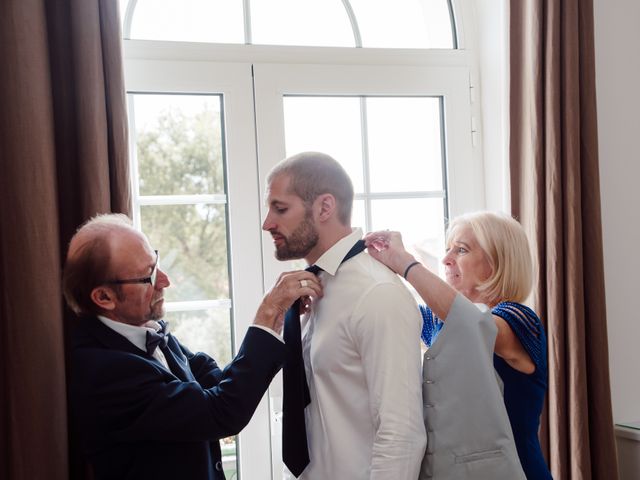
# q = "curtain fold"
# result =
<box><xmin>0</xmin><ymin>1</ymin><xmax>129</xmax><ymax>479</ymax></box>
<box><xmin>509</xmin><ymin>1</ymin><xmax>618</xmax><ymax>478</ymax></box>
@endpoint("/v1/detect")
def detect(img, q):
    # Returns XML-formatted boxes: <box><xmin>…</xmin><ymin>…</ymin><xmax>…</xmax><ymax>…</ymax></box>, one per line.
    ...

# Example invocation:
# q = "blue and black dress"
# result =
<box><xmin>420</xmin><ymin>301</ymin><xmax>553</xmax><ymax>480</ymax></box>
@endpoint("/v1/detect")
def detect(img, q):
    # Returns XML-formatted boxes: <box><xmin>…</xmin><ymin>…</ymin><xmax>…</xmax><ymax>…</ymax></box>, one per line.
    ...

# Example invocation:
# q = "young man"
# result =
<box><xmin>263</xmin><ymin>152</ymin><xmax>426</xmax><ymax>479</ymax></box>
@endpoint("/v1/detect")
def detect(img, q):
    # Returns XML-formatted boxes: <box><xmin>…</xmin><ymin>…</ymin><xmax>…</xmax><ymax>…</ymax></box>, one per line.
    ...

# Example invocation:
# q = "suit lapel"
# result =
<box><xmin>80</xmin><ymin>316</ymin><xmax>197</xmax><ymax>381</ymax></box>
<box><xmin>83</xmin><ymin>316</ymin><xmax>149</xmax><ymax>356</ymax></box>
<box><xmin>162</xmin><ymin>336</ymin><xmax>196</xmax><ymax>382</ymax></box>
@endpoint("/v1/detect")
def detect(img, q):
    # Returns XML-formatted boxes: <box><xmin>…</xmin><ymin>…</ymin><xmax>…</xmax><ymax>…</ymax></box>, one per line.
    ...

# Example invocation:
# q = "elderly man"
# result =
<box><xmin>63</xmin><ymin>213</ymin><xmax>321</xmax><ymax>480</ymax></box>
<box><xmin>262</xmin><ymin>152</ymin><xmax>426</xmax><ymax>479</ymax></box>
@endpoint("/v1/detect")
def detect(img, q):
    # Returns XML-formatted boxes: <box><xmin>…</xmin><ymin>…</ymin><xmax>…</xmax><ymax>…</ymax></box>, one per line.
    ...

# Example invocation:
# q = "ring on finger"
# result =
<box><xmin>300</xmin><ymin>279</ymin><xmax>308</xmax><ymax>288</ymax></box>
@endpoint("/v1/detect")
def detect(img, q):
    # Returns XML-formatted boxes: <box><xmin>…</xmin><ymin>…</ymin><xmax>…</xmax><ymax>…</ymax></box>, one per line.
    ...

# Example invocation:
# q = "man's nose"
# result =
<box><xmin>155</xmin><ymin>268</ymin><xmax>171</xmax><ymax>289</ymax></box>
<box><xmin>262</xmin><ymin>213</ymin><xmax>274</xmax><ymax>232</ymax></box>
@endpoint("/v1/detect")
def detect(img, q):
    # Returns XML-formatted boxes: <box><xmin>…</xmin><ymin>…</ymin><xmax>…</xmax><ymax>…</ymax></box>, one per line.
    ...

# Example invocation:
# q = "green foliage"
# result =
<box><xmin>134</xmin><ymin>102</ymin><xmax>233</xmax><ymax>365</ymax></box>
<box><xmin>138</xmin><ymin>106</ymin><xmax>224</xmax><ymax>195</ymax></box>
<box><xmin>136</xmin><ymin>105</ymin><xmax>229</xmax><ymax>302</ymax></box>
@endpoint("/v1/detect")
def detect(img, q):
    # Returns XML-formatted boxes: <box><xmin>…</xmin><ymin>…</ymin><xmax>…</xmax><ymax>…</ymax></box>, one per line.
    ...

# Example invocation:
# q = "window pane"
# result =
<box><xmin>371</xmin><ymin>198</ymin><xmax>445</xmax><ymax>273</ymax></box>
<box><xmin>141</xmin><ymin>204</ymin><xmax>230</xmax><ymax>302</ymax></box>
<box><xmin>349</xmin><ymin>0</ymin><xmax>454</xmax><ymax>48</ymax></box>
<box><xmin>165</xmin><ymin>308</ymin><xmax>232</xmax><ymax>364</ymax></box>
<box><xmin>251</xmin><ymin>0</ymin><xmax>354</xmax><ymax>47</ymax></box>
<box><xmin>283</xmin><ymin>96</ymin><xmax>364</xmax><ymax>192</ymax></box>
<box><xmin>352</xmin><ymin>199</ymin><xmax>366</xmax><ymax>231</ymax></box>
<box><xmin>221</xmin><ymin>437</ymin><xmax>238</xmax><ymax>479</ymax></box>
<box><xmin>367</xmin><ymin>97</ymin><xmax>444</xmax><ymax>192</ymax></box>
<box><xmin>118</xmin><ymin>0</ymin><xmax>128</xmax><ymax>29</ymax></box>
<box><xmin>132</xmin><ymin>94</ymin><xmax>224</xmax><ymax>196</ymax></box>
<box><xmin>128</xmin><ymin>0</ymin><xmax>244</xmax><ymax>43</ymax></box>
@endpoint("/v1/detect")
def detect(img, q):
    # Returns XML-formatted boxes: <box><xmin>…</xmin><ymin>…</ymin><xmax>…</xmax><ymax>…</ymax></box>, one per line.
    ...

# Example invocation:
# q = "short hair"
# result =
<box><xmin>62</xmin><ymin>213</ymin><xmax>133</xmax><ymax>315</ymax></box>
<box><xmin>446</xmin><ymin>211</ymin><xmax>533</xmax><ymax>304</ymax></box>
<box><xmin>267</xmin><ymin>152</ymin><xmax>354</xmax><ymax>225</ymax></box>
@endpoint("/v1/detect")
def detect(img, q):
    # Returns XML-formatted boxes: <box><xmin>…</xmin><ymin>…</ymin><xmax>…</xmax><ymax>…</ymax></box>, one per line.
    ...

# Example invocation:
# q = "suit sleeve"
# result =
<box><xmin>351</xmin><ymin>282</ymin><xmax>427</xmax><ymax>480</ymax></box>
<box><xmin>74</xmin><ymin>327</ymin><xmax>284</xmax><ymax>443</ymax></box>
<box><xmin>180</xmin><ymin>343</ymin><xmax>224</xmax><ymax>389</ymax></box>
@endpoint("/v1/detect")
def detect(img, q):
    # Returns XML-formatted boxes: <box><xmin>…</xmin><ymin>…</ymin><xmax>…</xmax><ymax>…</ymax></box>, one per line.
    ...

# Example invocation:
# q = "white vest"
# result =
<box><xmin>419</xmin><ymin>294</ymin><xmax>526</xmax><ymax>480</ymax></box>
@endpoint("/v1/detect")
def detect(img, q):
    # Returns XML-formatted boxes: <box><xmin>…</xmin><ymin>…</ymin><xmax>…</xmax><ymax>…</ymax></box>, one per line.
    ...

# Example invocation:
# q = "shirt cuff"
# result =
<box><xmin>249</xmin><ymin>324</ymin><xmax>284</xmax><ymax>343</ymax></box>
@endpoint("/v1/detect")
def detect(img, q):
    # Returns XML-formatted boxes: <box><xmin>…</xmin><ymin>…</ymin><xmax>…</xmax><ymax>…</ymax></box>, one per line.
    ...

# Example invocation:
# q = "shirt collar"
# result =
<box><xmin>313</xmin><ymin>228</ymin><xmax>363</xmax><ymax>276</ymax></box>
<box><xmin>97</xmin><ymin>315</ymin><xmax>163</xmax><ymax>353</ymax></box>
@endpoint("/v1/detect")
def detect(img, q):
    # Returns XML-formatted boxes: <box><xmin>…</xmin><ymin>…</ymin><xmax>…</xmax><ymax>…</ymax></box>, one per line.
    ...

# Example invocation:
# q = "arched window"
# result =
<box><xmin>120</xmin><ymin>0</ymin><xmax>456</xmax><ymax>48</ymax></box>
<box><xmin>120</xmin><ymin>2</ymin><xmax>481</xmax><ymax>478</ymax></box>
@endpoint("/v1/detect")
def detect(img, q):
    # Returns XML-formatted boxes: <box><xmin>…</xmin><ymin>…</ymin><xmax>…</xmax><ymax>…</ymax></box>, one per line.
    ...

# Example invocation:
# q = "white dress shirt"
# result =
<box><xmin>297</xmin><ymin>228</ymin><xmax>426</xmax><ymax>479</ymax></box>
<box><xmin>97</xmin><ymin>316</ymin><xmax>169</xmax><ymax>368</ymax></box>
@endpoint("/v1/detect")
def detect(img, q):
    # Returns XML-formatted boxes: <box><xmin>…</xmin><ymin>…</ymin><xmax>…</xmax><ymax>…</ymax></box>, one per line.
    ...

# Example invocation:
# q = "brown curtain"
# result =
<box><xmin>0</xmin><ymin>0</ymin><xmax>129</xmax><ymax>479</ymax></box>
<box><xmin>510</xmin><ymin>1</ymin><xmax>617</xmax><ymax>479</ymax></box>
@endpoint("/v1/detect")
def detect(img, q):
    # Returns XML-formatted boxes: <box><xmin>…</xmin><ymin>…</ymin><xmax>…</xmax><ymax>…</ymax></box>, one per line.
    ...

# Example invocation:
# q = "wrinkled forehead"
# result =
<box><xmin>108</xmin><ymin>228</ymin><xmax>155</xmax><ymax>271</ymax></box>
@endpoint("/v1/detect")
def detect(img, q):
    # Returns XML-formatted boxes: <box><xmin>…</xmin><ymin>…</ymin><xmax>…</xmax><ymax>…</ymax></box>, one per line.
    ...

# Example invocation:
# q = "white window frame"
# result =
<box><xmin>252</xmin><ymin>60</ymin><xmax>479</xmax><ymax>284</ymax></box>
<box><xmin>252</xmin><ymin>58</ymin><xmax>478</xmax><ymax>477</ymax></box>
<box><xmin>124</xmin><ymin>57</ymin><xmax>272</xmax><ymax>478</ymax></box>
<box><xmin>124</xmin><ymin>27</ymin><xmax>484</xmax><ymax>477</ymax></box>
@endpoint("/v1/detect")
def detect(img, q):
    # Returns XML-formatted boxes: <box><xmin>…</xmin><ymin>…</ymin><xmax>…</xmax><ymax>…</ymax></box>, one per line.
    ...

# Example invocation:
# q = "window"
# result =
<box><xmin>121</xmin><ymin>1</ymin><xmax>481</xmax><ymax>478</ymax></box>
<box><xmin>282</xmin><ymin>95</ymin><xmax>447</xmax><ymax>253</ymax></box>
<box><xmin>121</xmin><ymin>0</ymin><xmax>456</xmax><ymax>48</ymax></box>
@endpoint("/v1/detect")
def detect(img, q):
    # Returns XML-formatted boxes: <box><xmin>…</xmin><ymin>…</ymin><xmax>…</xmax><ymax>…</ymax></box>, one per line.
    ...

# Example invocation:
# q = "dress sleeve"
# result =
<box><xmin>491</xmin><ymin>302</ymin><xmax>547</xmax><ymax>374</ymax></box>
<box><xmin>419</xmin><ymin>304</ymin><xmax>444</xmax><ymax>347</ymax></box>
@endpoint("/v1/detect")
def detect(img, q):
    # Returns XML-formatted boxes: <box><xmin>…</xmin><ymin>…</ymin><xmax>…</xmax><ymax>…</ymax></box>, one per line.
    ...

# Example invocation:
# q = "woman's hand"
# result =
<box><xmin>254</xmin><ymin>270</ymin><xmax>323</xmax><ymax>334</ymax></box>
<box><xmin>364</xmin><ymin>230</ymin><xmax>416</xmax><ymax>276</ymax></box>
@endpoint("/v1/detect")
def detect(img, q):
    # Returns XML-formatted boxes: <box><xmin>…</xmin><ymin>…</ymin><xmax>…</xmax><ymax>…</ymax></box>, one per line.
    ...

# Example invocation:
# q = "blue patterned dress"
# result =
<box><xmin>420</xmin><ymin>302</ymin><xmax>553</xmax><ymax>480</ymax></box>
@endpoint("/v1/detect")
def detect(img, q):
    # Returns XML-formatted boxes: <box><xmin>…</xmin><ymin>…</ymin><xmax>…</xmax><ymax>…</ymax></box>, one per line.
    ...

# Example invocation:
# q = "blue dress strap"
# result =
<box><xmin>491</xmin><ymin>302</ymin><xmax>547</xmax><ymax>375</ymax></box>
<box><xmin>419</xmin><ymin>305</ymin><xmax>444</xmax><ymax>347</ymax></box>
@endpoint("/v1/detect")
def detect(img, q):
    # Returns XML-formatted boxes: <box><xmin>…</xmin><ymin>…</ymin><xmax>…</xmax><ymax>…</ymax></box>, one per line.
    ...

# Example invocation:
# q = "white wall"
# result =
<box><xmin>473</xmin><ymin>0</ymin><xmax>639</xmax><ymax>422</ymax></box>
<box><xmin>473</xmin><ymin>0</ymin><xmax>510</xmax><ymax>213</ymax></box>
<box><xmin>593</xmin><ymin>0</ymin><xmax>640</xmax><ymax>423</ymax></box>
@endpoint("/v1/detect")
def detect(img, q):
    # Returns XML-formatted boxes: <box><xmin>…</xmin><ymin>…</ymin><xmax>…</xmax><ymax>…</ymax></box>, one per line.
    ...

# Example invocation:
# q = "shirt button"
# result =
<box><xmin>215</xmin><ymin>461</ymin><xmax>223</xmax><ymax>471</ymax></box>
<box><xmin>424</xmin><ymin>379</ymin><xmax>434</xmax><ymax>384</ymax></box>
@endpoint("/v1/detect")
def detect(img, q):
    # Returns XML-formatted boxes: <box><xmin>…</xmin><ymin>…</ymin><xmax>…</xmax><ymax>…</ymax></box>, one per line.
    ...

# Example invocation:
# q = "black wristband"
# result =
<box><xmin>403</xmin><ymin>261</ymin><xmax>420</xmax><ymax>279</ymax></box>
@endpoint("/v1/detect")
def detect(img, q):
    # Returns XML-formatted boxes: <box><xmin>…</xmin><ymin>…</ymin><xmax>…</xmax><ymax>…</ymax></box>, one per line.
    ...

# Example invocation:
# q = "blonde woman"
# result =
<box><xmin>365</xmin><ymin>212</ymin><xmax>552</xmax><ymax>480</ymax></box>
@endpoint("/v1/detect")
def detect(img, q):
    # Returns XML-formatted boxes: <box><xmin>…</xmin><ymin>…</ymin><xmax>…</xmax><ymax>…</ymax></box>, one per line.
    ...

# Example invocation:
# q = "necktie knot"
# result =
<box><xmin>145</xmin><ymin>320</ymin><xmax>169</xmax><ymax>355</ymax></box>
<box><xmin>305</xmin><ymin>264</ymin><xmax>323</xmax><ymax>276</ymax></box>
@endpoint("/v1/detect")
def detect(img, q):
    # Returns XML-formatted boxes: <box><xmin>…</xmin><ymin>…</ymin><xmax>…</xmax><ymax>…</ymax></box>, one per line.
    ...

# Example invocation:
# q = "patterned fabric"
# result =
<box><xmin>419</xmin><ymin>304</ymin><xmax>444</xmax><ymax>347</ymax></box>
<box><xmin>491</xmin><ymin>302</ymin><xmax>547</xmax><ymax>379</ymax></box>
<box><xmin>491</xmin><ymin>302</ymin><xmax>551</xmax><ymax>480</ymax></box>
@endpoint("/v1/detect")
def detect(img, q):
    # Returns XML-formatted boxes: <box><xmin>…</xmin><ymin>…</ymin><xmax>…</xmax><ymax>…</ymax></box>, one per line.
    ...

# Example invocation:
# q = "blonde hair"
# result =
<box><xmin>446</xmin><ymin>211</ymin><xmax>533</xmax><ymax>304</ymax></box>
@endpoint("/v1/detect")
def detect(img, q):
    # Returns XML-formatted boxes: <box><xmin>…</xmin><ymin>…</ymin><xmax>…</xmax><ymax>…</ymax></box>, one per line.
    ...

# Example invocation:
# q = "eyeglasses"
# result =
<box><xmin>106</xmin><ymin>250</ymin><xmax>160</xmax><ymax>287</ymax></box>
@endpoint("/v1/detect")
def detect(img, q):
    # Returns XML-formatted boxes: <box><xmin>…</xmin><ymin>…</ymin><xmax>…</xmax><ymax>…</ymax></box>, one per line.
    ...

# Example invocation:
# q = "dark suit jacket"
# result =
<box><xmin>69</xmin><ymin>316</ymin><xmax>285</xmax><ymax>480</ymax></box>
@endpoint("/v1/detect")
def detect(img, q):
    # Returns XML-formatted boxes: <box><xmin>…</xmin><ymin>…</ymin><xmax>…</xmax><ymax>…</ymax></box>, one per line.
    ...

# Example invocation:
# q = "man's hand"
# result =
<box><xmin>254</xmin><ymin>271</ymin><xmax>323</xmax><ymax>334</ymax></box>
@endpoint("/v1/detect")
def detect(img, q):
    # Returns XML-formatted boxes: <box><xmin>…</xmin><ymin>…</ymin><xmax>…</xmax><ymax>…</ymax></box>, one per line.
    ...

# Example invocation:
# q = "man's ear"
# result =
<box><xmin>315</xmin><ymin>193</ymin><xmax>336</xmax><ymax>222</ymax></box>
<box><xmin>90</xmin><ymin>286</ymin><xmax>117</xmax><ymax>311</ymax></box>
